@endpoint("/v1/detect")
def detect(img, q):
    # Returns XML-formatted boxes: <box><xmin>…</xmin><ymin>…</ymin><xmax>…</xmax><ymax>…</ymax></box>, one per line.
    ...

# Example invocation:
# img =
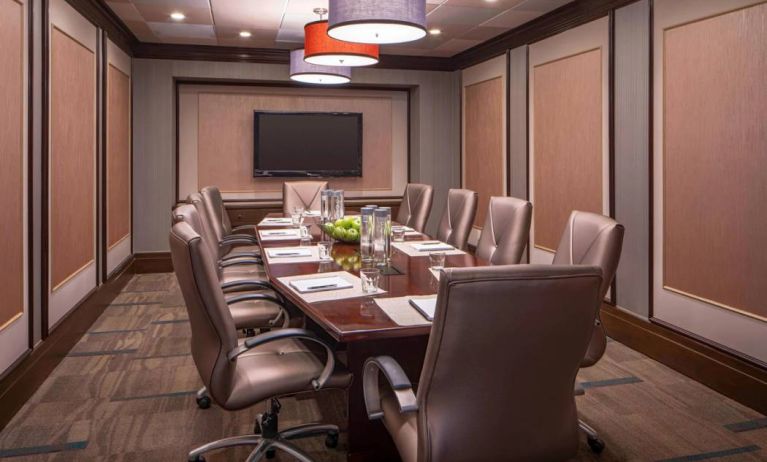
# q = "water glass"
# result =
<box><xmin>391</xmin><ymin>227</ymin><xmax>406</xmax><ymax>242</ymax></box>
<box><xmin>318</xmin><ymin>240</ymin><xmax>333</xmax><ymax>261</ymax></box>
<box><xmin>429</xmin><ymin>252</ymin><xmax>446</xmax><ymax>271</ymax></box>
<box><xmin>291</xmin><ymin>212</ymin><xmax>304</xmax><ymax>228</ymax></box>
<box><xmin>293</xmin><ymin>206</ymin><xmax>305</xmax><ymax>215</ymax></box>
<box><xmin>360</xmin><ymin>268</ymin><xmax>381</xmax><ymax>294</ymax></box>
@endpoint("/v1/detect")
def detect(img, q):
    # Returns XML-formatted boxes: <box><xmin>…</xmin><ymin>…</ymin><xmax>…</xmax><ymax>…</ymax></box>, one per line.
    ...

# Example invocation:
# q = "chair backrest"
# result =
<box><xmin>172</xmin><ymin>197</ymin><xmax>222</xmax><ymax>266</ymax></box>
<box><xmin>416</xmin><ymin>265</ymin><xmax>603</xmax><ymax>462</ymax></box>
<box><xmin>395</xmin><ymin>183</ymin><xmax>434</xmax><ymax>232</ymax></box>
<box><xmin>169</xmin><ymin>222</ymin><xmax>239</xmax><ymax>407</ymax></box>
<box><xmin>475</xmin><ymin>196</ymin><xmax>532</xmax><ymax>265</ymax></box>
<box><xmin>435</xmin><ymin>188</ymin><xmax>478</xmax><ymax>250</ymax></box>
<box><xmin>552</xmin><ymin>211</ymin><xmax>624</xmax><ymax>300</ymax></box>
<box><xmin>282</xmin><ymin>181</ymin><xmax>328</xmax><ymax>214</ymax></box>
<box><xmin>200</xmin><ymin>185</ymin><xmax>231</xmax><ymax>241</ymax></box>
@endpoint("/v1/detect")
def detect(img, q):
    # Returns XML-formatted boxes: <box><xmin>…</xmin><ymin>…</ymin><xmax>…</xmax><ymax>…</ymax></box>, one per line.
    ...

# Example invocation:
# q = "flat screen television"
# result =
<box><xmin>253</xmin><ymin>111</ymin><xmax>363</xmax><ymax>177</ymax></box>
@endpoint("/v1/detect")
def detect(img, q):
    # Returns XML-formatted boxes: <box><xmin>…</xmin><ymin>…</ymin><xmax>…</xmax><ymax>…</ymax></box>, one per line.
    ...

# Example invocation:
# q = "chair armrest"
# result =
<box><xmin>363</xmin><ymin>356</ymin><xmax>418</xmax><ymax>421</ymax></box>
<box><xmin>221</xmin><ymin>280</ymin><xmax>274</xmax><ymax>293</ymax></box>
<box><xmin>231</xmin><ymin>225</ymin><xmax>256</xmax><ymax>233</ymax></box>
<box><xmin>224</xmin><ymin>233</ymin><xmax>258</xmax><ymax>242</ymax></box>
<box><xmin>221</xmin><ymin>251</ymin><xmax>260</xmax><ymax>262</ymax></box>
<box><xmin>225</xmin><ymin>293</ymin><xmax>289</xmax><ymax>328</ymax></box>
<box><xmin>219</xmin><ymin>258</ymin><xmax>263</xmax><ymax>268</ymax></box>
<box><xmin>227</xmin><ymin>328</ymin><xmax>335</xmax><ymax>390</ymax></box>
<box><xmin>220</xmin><ymin>238</ymin><xmax>257</xmax><ymax>247</ymax></box>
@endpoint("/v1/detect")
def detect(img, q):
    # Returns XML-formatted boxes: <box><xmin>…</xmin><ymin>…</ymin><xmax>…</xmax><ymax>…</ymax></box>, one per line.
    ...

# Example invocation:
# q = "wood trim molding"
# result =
<box><xmin>64</xmin><ymin>0</ymin><xmax>135</xmax><ymax>55</ymax></box>
<box><xmin>601</xmin><ymin>303</ymin><xmax>767</xmax><ymax>415</ymax></box>
<box><xmin>132</xmin><ymin>252</ymin><xmax>173</xmax><ymax>274</ymax></box>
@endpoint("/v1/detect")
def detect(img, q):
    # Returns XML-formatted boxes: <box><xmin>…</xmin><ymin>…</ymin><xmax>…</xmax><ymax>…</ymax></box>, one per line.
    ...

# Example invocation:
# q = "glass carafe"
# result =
<box><xmin>320</xmin><ymin>189</ymin><xmax>332</xmax><ymax>223</ymax></box>
<box><xmin>360</xmin><ymin>207</ymin><xmax>376</xmax><ymax>263</ymax></box>
<box><xmin>373</xmin><ymin>207</ymin><xmax>392</xmax><ymax>266</ymax></box>
<box><xmin>333</xmin><ymin>190</ymin><xmax>345</xmax><ymax>219</ymax></box>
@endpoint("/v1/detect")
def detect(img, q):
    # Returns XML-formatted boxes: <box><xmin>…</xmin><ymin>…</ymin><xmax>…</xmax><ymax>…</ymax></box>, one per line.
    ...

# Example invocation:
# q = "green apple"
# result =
<box><xmin>333</xmin><ymin>228</ymin><xmax>347</xmax><ymax>240</ymax></box>
<box><xmin>346</xmin><ymin>228</ymin><xmax>359</xmax><ymax>241</ymax></box>
<box><xmin>334</xmin><ymin>218</ymin><xmax>345</xmax><ymax>227</ymax></box>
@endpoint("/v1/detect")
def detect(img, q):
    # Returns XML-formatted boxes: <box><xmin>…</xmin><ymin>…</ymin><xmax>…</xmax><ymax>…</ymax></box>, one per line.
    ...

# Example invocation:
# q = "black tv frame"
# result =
<box><xmin>253</xmin><ymin>110</ymin><xmax>363</xmax><ymax>178</ymax></box>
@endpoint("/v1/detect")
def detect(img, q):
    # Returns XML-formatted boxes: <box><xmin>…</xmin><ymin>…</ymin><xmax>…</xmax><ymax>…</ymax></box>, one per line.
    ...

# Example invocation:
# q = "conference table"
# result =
<box><xmin>255</xmin><ymin>214</ymin><xmax>487</xmax><ymax>462</ymax></box>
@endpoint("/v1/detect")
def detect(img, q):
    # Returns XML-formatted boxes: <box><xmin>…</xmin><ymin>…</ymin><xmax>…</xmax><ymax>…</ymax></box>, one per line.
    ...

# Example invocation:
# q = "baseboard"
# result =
<box><xmin>601</xmin><ymin>303</ymin><xmax>767</xmax><ymax>415</ymax></box>
<box><xmin>0</xmin><ymin>257</ymin><xmax>135</xmax><ymax>432</ymax></box>
<box><xmin>131</xmin><ymin>252</ymin><xmax>173</xmax><ymax>273</ymax></box>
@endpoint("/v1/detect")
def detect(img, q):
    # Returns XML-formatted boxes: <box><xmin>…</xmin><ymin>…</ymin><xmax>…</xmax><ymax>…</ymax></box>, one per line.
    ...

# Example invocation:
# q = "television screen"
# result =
<box><xmin>253</xmin><ymin>111</ymin><xmax>363</xmax><ymax>177</ymax></box>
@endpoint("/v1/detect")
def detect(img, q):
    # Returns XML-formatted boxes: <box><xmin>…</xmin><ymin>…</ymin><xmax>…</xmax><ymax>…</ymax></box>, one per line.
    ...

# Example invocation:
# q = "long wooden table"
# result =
<box><xmin>256</xmin><ymin>214</ymin><xmax>486</xmax><ymax>461</ymax></box>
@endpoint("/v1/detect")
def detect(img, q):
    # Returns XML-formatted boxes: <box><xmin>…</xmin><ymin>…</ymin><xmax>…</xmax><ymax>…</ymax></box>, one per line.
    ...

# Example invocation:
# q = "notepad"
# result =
<box><xmin>408</xmin><ymin>297</ymin><xmax>438</xmax><ymax>321</ymax></box>
<box><xmin>411</xmin><ymin>242</ymin><xmax>454</xmax><ymax>252</ymax></box>
<box><xmin>392</xmin><ymin>225</ymin><xmax>415</xmax><ymax>232</ymax></box>
<box><xmin>266</xmin><ymin>248</ymin><xmax>313</xmax><ymax>258</ymax></box>
<box><xmin>289</xmin><ymin>276</ymin><xmax>353</xmax><ymax>294</ymax></box>
<box><xmin>303</xmin><ymin>210</ymin><xmax>321</xmax><ymax>217</ymax></box>
<box><xmin>259</xmin><ymin>217</ymin><xmax>293</xmax><ymax>226</ymax></box>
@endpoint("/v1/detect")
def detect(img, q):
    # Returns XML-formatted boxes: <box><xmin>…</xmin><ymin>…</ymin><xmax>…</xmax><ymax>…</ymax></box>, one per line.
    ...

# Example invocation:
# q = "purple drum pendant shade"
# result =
<box><xmin>289</xmin><ymin>49</ymin><xmax>352</xmax><ymax>85</ymax></box>
<box><xmin>327</xmin><ymin>0</ymin><xmax>427</xmax><ymax>45</ymax></box>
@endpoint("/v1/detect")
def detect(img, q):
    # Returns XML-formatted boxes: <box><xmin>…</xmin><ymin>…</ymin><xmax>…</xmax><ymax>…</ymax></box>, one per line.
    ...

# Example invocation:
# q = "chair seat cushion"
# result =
<box><xmin>381</xmin><ymin>392</ymin><xmax>418</xmax><ymax>462</ymax></box>
<box><xmin>221</xmin><ymin>265</ymin><xmax>268</xmax><ymax>285</ymax></box>
<box><xmin>229</xmin><ymin>297</ymin><xmax>283</xmax><ymax>330</ymax></box>
<box><xmin>224</xmin><ymin>338</ymin><xmax>352</xmax><ymax>410</ymax></box>
<box><xmin>224</xmin><ymin>245</ymin><xmax>261</xmax><ymax>258</ymax></box>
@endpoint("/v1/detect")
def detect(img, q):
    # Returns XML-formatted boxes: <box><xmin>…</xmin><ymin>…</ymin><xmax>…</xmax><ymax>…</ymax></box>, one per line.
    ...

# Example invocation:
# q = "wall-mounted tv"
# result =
<box><xmin>253</xmin><ymin>111</ymin><xmax>363</xmax><ymax>177</ymax></box>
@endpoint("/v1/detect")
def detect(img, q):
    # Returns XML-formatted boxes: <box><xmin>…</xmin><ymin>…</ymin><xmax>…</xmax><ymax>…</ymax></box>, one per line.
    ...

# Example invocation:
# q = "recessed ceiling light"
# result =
<box><xmin>239</xmin><ymin>31</ymin><xmax>252</xmax><ymax>38</ymax></box>
<box><xmin>429</xmin><ymin>28</ymin><xmax>441</xmax><ymax>35</ymax></box>
<box><xmin>170</xmin><ymin>11</ymin><xmax>185</xmax><ymax>21</ymax></box>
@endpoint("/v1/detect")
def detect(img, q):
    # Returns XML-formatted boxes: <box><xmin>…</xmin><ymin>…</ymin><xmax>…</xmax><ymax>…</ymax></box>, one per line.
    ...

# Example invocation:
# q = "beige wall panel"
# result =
<box><xmin>464</xmin><ymin>77</ymin><xmax>505</xmax><ymax>228</ymax></box>
<box><xmin>107</xmin><ymin>64</ymin><xmax>131</xmax><ymax>248</ymax></box>
<box><xmin>196</xmin><ymin>92</ymin><xmax>392</xmax><ymax>194</ymax></box>
<box><xmin>0</xmin><ymin>0</ymin><xmax>24</xmax><ymax>328</ymax></box>
<box><xmin>50</xmin><ymin>28</ymin><xmax>95</xmax><ymax>288</ymax></box>
<box><xmin>663</xmin><ymin>2</ymin><xmax>767</xmax><ymax>321</ymax></box>
<box><xmin>533</xmin><ymin>49</ymin><xmax>603</xmax><ymax>251</ymax></box>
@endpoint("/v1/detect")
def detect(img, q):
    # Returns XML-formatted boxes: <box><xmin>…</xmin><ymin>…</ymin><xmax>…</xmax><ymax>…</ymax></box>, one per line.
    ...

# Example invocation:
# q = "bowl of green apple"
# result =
<box><xmin>322</xmin><ymin>217</ymin><xmax>361</xmax><ymax>244</ymax></box>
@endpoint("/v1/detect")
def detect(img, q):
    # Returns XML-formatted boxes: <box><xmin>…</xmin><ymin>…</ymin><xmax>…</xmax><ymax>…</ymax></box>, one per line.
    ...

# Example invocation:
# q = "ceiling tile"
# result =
<box><xmin>446</xmin><ymin>0</ymin><xmax>526</xmax><ymax>9</ymax></box>
<box><xmin>131</xmin><ymin>0</ymin><xmax>211</xmax><ymax>7</ymax></box>
<box><xmin>105</xmin><ymin>1</ymin><xmax>143</xmax><ymax>22</ymax></box>
<box><xmin>147</xmin><ymin>22</ymin><xmax>216</xmax><ymax>39</ymax></box>
<box><xmin>460</xmin><ymin>25</ymin><xmax>508</xmax><ymax>41</ymax></box>
<box><xmin>211</xmin><ymin>0</ymin><xmax>288</xmax><ymax>30</ymax></box>
<box><xmin>133</xmin><ymin>4</ymin><xmax>213</xmax><ymax>24</ymax></box>
<box><xmin>426</xmin><ymin>4</ymin><xmax>503</xmax><ymax>26</ymax></box>
<box><xmin>481</xmin><ymin>8</ymin><xmax>541</xmax><ymax>28</ymax></box>
<box><xmin>433</xmin><ymin>37</ymin><xmax>481</xmax><ymax>53</ymax></box>
<box><xmin>123</xmin><ymin>19</ymin><xmax>156</xmax><ymax>41</ymax></box>
<box><xmin>513</xmin><ymin>0</ymin><xmax>572</xmax><ymax>13</ymax></box>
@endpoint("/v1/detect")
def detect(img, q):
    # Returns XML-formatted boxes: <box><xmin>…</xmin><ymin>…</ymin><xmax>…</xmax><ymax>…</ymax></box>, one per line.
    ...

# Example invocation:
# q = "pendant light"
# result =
<box><xmin>304</xmin><ymin>9</ymin><xmax>379</xmax><ymax>67</ymax></box>
<box><xmin>289</xmin><ymin>49</ymin><xmax>351</xmax><ymax>85</ymax></box>
<box><xmin>327</xmin><ymin>0</ymin><xmax>427</xmax><ymax>45</ymax></box>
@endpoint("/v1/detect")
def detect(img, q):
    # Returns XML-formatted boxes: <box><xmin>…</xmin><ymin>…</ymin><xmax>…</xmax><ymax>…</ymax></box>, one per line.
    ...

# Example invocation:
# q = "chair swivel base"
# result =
<box><xmin>579</xmin><ymin>419</ymin><xmax>605</xmax><ymax>453</ymax></box>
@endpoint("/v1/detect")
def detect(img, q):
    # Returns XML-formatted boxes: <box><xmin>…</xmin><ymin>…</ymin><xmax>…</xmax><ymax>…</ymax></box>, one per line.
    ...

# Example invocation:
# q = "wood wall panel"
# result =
<box><xmin>196</xmin><ymin>92</ymin><xmax>392</xmax><ymax>194</ymax></box>
<box><xmin>663</xmin><ymin>2</ymin><xmax>767</xmax><ymax>321</ymax></box>
<box><xmin>50</xmin><ymin>28</ymin><xmax>95</xmax><ymax>289</ymax></box>
<box><xmin>533</xmin><ymin>49</ymin><xmax>603</xmax><ymax>251</ymax></box>
<box><xmin>0</xmin><ymin>0</ymin><xmax>24</xmax><ymax>328</ymax></box>
<box><xmin>107</xmin><ymin>64</ymin><xmax>131</xmax><ymax>248</ymax></box>
<box><xmin>464</xmin><ymin>77</ymin><xmax>504</xmax><ymax>228</ymax></box>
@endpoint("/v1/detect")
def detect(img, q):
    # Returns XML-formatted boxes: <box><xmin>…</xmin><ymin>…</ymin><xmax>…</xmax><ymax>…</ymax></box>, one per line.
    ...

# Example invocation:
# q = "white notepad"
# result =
<box><xmin>303</xmin><ymin>210</ymin><xmax>321</xmax><ymax>217</ymax></box>
<box><xmin>259</xmin><ymin>229</ymin><xmax>301</xmax><ymax>240</ymax></box>
<box><xmin>289</xmin><ymin>276</ymin><xmax>353</xmax><ymax>294</ymax></box>
<box><xmin>411</xmin><ymin>242</ymin><xmax>454</xmax><ymax>252</ymax></box>
<box><xmin>259</xmin><ymin>217</ymin><xmax>293</xmax><ymax>226</ymax></box>
<box><xmin>408</xmin><ymin>297</ymin><xmax>438</xmax><ymax>321</ymax></box>
<box><xmin>266</xmin><ymin>248</ymin><xmax>313</xmax><ymax>258</ymax></box>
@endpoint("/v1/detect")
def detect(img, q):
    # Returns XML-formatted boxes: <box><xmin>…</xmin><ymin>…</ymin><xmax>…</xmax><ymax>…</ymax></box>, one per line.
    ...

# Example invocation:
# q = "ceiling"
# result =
<box><xmin>105</xmin><ymin>0</ymin><xmax>573</xmax><ymax>57</ymax></box>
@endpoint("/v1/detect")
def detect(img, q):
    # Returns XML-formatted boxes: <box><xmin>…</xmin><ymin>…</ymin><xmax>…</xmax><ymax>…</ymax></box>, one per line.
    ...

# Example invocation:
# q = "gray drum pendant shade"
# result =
<box><xmin>327</xmin><ymin>0</ymin><xmax>427</xmax><ymax>44</ymax></box>
<box><xmin>289</xmin><ymin>49</ymin><xmax>351</xmax><ymax>85</ymax></box>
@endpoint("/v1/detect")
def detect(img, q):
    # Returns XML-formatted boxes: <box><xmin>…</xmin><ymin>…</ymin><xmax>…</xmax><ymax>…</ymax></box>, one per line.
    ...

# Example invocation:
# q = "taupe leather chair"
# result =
<box><xmin>475</xmin><ymin>196</ymin><xmax>532</xmax><ymax>265</ymax></box>
<box><xmin>363</xmin><ymin>265</ymin><xmax>603</xmax><ymax>462</ymax></box>
<box><xmin>170</xmin><ymin>221</ymin><xmax>352</xmax><ymax>462</ymax></box>
<box><xmin>435</xmin><ymin>188</ymin><xmax>478</xmax><ymax>250</ymax></box>
<box><xmin>395</xmin><ymin>183</ymin><xmax>434</xmax><ymax>233</ymax></box>
<box><xmin>200</xmin><ymin>186</ymin><xmax>261</xmax><ymax>258</ymax></box>
<box><xmin>282</xmin><ymin>181</ymin><xmax>328</xmax><ymax>214</ymax></box>
<box><xmin>552</xmin><ymin>210</ymin><xmax>624</xmax><ymax>453</ymax></box>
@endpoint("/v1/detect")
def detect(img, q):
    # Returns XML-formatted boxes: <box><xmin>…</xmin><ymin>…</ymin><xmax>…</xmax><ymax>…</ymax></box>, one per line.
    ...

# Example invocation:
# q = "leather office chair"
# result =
<box><xmin>282</xmin><ymin>181</ymin><xmax>328</xmax><ymax>214</ymax></box>
<box><xmin>200</xmin><ymin>186</ymin><xmax>261</xmax><ymax>258</ymax></box>
<box><xmin>170</xmin><ymin>221</ymin><xmax>352</xmax><ymax>462</ymax></box>
<box><xmin>552</xmin><ymin>210</ymin><xmax>624</xmax><ymax>453</ymax></box>
<box><xmin>435</xmin><ymin>188</ymin><xmax>478</xmax><ymax>250</ymax></box>
<box><xmin>395</xmin><ymin>183</ymin><xmax>434</xmax><ymax>233</ymax></box>
<box><xmin>363</xmin><ymin>265</ymin><xmax>603</xmax><ymax>462</ymax></box>
<box><xmin>475</xmin><ymin>196</ymin><xmax>532</xmax><ymax>265</ymax></box>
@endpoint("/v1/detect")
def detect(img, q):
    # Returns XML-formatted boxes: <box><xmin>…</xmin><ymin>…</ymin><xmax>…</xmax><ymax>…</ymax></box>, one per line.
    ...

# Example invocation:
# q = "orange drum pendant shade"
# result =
<box><xmin>304</xmin><ymin>20</ymin><xmax>379</xmax><ymax>67</ymax></box>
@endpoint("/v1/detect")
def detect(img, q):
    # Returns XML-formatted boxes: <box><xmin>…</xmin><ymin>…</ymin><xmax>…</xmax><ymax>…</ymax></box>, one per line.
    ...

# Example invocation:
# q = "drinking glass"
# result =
<box><xmin>429</xmin><ymin>252</ymin><xmax>446</xmax><ymax>271</ymax></box>
<box><xmin>360</xmin><ymin>268</ymin><xmax>381</xmax><ymax>294</ymax></box>
<box><xmin>291</xmin><ymin>212</ymin><xmax>304</xmax><ymax>228</ymax></box>
<box><xmin>299</xmin><ymin>226</ymin><xmax>312</xmax><ymax>247</ymax></box>
<box><xmin>318</xmin><ymin>240</ymin><xmax>333</xmax><ymax>261</ymax></box>
<box><xmin>293</xmin><ymin>205</ymin><xmax>305</xmax><ymax>215</ymax></box>
<box><xmin>391</xmin><ymin>227</ymin><xmax>406</xmax><ymax>242</ymax></box>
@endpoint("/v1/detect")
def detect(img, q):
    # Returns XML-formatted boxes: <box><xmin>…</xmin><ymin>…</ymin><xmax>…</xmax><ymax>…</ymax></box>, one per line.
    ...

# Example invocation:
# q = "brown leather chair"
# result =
<box><xmin>552</xmin><ymin>210</ymin><xmax>624</xmax><ymax>453</ymax></box>
<box><xmin>200</xmin><ymin>186</ymin><xmax>261</xmax><ymax>258</ymax></box>
<box><xmin>395</xmin><ymin>183</ymin><xmax>434</xmax><ymax>233</ymax></box>
<box><xmin>435</xmin><ymin>188</ymin><xmax>478</xmax><ymax>250</ymax></box>
<box><xmin>363</xmin><ymin>265</ymin><xmax>603</xmax><ymax>462</ymax></box>
<box><xmin>170</xmin><ymin>221</ymin><xmax>352</xmax><ymax>462</ymax></box>
<box><xmin>475</xmin><ymin>196</ymin><xmax>532</xmax><ymax>265</ymax></box>
<box><xmin>282</xmin><ymin>181</ymin><xmax>328</xmax><ymax>214</ymax></box>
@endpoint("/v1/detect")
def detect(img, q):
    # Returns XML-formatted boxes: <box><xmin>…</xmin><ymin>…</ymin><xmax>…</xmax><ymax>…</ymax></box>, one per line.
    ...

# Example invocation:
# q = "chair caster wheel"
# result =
<box><xmin>587</xmin><ymin>436</ymin><xmax>605</xmax><ymax>453</ymax></box>
<box><xmin>196</xmin><ymin>395</ymin><xmax>211</xmax><ymax>409</ymax></box>
<box><xmin>266</xmin><ymin>448</ymin><xmax>276</xmax><ymax>459</ymax></box>
<box><xmin>325</xmin><ymin>431</ymin><xmax>339</xmax><ymax>449</ymax></box>
<box><xmin>188</xmin><ymin>456</ymin><xmax>205</xmax><ymax>462</ymax></box>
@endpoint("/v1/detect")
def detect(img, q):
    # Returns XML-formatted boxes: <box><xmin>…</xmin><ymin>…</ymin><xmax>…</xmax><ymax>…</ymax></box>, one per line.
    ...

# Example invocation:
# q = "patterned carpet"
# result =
<box><xmin>0</xmin><ymin>272</ymin><xmax>765</xmax><ymax>461</ymax></box>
